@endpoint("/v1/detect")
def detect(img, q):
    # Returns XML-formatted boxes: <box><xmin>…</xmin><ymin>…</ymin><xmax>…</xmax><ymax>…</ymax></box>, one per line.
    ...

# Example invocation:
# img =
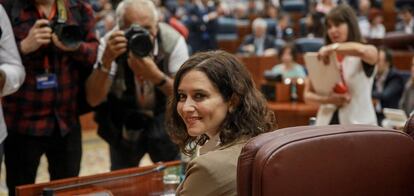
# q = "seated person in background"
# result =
<box><xmin>368</xmin><ymin>9</ymin><xmax>385</xmax><ymax>39</ymax></box>
<box><xmin>269</xmin><ymin>12</ymin><xmax>294</xmax><ymax>41</ymax></box>
<box><xmin>316</xmin><ymin>0</ymin><xmax>337</xmax><ymax>15</ymax></box>
<box><xmin>303</xmin><ymin>11</ymin><xmax>325</xmax><ymax>38</ymax></box>
<box><xmin>264</xmin><ymin>4</ymin><xmax>279</xmax><ymax>20</ymax></box>
<box><xmin>357</xmin><ymin>0</ymin><xmax>371</xmax><ymax>37</ymax></box>
<box><xmin>266</xmin><ymin>44</ymin><xmax>306</xmax><ymax>79</ymax></box>
<box><xmin>395</xmin><ymin>5</ymin><xmax>414</xmax><ymax>34</ymax></box>
<box><xmin>238</xmin><ymin>18</ymin><xmax>277</xmax><ymax>56</ymax></box>
<box><xmin>399</xmin><ymin>56</ymin><xmax>414</xmax><ymax>117</ymax></box>
<box><xmin>372</xmin><ymin>47</ymin><xmax>405</xmax><ymax>125</ymax></box>
<box><xmin>168</xmin><ymin>50</ymin><xmax>275</xmax><ymax>196</ymax></box>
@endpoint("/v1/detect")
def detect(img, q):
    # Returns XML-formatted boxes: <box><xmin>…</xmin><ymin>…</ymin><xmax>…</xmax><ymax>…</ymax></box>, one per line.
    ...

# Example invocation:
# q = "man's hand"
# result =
<box><xmin>102</xmin><ymin>30</ymin><xmax>127</xmax><ymax>66</ymax></box>
<box><xmin>127</xmin><ymin>54</ymin><xmax>164</xmax><ymax>83</ymax></box>
<box><xmin>20</xmin><ymin>19</ymin><xmax>52</xmax><ymax>54</ymax></box>
<box><xmin>52</xmin><ymin>34</ymin><xmax>80</xmax><ymax>52</ymax></box>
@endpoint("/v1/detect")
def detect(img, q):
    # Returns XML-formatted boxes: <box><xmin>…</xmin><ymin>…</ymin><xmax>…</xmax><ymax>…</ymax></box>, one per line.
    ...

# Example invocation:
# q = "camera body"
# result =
<box><xmin>116</xmin><ymin>24</ymin><xmax>153</xmax><ymax>65</ymax></box>
<box><xmin>49</xmin><ymin>20</ymin><xmax>83</xmax><ymax>48</ymax></box>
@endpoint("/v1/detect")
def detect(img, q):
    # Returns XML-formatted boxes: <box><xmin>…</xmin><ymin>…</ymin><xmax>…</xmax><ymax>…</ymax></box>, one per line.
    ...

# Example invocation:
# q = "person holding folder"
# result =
<box><xmin>167</xmin><ymin>50</ymin><xmax>275</xmax><ymax>195</ymax></box>
<box><xmin>304</xmin><ymin>4</ymin><xmax>378</xmax><ymax>125</ymax></box>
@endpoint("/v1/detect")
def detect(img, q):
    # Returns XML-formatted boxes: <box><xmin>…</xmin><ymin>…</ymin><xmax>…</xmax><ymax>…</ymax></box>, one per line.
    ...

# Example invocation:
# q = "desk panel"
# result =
<box><xmin>268</xmin><ymin>102</ymin><xmax>319</xmax><ymax>128</ymax></box>
<box><xmin>16</xmin><ymin>161</ymin><xmax>181</xmax><ymax>196</ymax></box>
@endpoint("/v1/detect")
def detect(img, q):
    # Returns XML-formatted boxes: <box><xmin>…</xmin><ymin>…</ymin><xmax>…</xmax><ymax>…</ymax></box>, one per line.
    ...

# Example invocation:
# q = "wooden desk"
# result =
<box><xmin>16</xmin><ymin>161</ymin><xmax>181</xmax><ymax>196</ymax></box>
<box><xmin>268</xmin><ymin>102</ymin><xmax>319</xmax><ymax>129</ymax></box>
<box><xmin>239</xmin><ymin>55</ymin><xmax>278</xmax><ymax>86</ymax></box>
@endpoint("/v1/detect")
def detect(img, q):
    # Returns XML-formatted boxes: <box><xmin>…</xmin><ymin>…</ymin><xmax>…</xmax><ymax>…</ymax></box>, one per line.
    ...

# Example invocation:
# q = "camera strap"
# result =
<box><xmin>56</xmin><ymin>0</ymin><xmax>68</xmax><ymax>23</ymax></box>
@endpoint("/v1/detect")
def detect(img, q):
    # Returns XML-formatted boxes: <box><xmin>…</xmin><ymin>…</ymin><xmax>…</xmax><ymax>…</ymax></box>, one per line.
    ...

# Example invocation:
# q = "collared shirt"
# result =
<box><xmin>254</xmin><ymin>37</ymin><xmax>264</xmax><ymax>55</ymax></box>
<box><xmin>0</xmin><ymin>5</ymin><xmax>25</xmax><ymax>142</ymax></box>
<box><xmin>404</xmin><ymin>18</ymin><xmax>414</xmax><ymax>34</ymax></box>
<box><xmin>1</xmin><ymin>0</ymin><xmax>98</xmax><ymax>136</ymax></box>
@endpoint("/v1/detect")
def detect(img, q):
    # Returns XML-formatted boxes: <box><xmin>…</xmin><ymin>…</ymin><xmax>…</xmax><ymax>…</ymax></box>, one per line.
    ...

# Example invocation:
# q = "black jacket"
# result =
<box><xmin>372</xmin><ymin>68</ymin><xmax>405</xmax><ymax>109</ymax></box>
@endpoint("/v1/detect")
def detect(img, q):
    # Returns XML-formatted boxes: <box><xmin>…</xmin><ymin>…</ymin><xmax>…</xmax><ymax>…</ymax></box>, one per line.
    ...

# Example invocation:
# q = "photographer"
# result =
<box><xmin>0</xmin><ymin>0</ymin><xmax>98</xmax><ymax>195</ymax></box>
<box><xmin>0</xmin><ymin>4</ymin><xmax>25</xmax><ymax>173</ymax></box>
<box><xmin>86</xmin><ymin>0</ymin><xmax>188</xmax><ymax>170</ymax></box>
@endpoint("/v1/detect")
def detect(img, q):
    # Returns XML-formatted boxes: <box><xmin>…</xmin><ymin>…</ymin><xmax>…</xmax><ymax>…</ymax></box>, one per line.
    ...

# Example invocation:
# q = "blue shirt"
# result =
<box><xmin>270</xmin><ymin>63</ymin><xmax>306</xmax><ymax>79</ymax></box>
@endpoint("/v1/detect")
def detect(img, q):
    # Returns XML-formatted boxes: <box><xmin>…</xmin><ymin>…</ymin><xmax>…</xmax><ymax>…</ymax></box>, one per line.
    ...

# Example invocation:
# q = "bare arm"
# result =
<box><xmin>86</xmin><ymin>30</ymin><xmax>127</xmax><ymax>107</ymax></box>
<box><xmin>85</xmin><ymin>64</ymin><xmax>114</xmax><ymax>107</ymax></box>
<box><xmin>319</xmin><ymin>42</ymin><xmax>378</xmax><ymax>65</ymax></box>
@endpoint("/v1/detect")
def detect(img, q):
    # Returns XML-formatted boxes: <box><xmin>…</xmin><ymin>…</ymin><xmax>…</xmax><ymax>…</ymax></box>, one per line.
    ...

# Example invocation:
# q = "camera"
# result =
<box><xmin>116</xmin><ymin>24</ymin><xmax>153</xmax><ymax>65</ymax></box>
<box><xmin>51</xmin><ymin>21</ymin><xmax>82</xmax><ymax>48</ymax></box>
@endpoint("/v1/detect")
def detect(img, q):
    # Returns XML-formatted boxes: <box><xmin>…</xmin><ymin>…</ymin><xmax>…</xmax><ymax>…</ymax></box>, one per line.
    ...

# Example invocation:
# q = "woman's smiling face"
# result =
<box><xmin>177</xmin><ymin>70</ymin><xmax>230</xmax><ymax>138</ymax></box>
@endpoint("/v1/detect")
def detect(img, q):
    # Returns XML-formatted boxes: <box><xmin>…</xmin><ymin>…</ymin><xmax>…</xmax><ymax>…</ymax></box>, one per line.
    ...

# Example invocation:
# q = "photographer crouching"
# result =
<box><xmin>86</xmin><ymin>0</ymin><xmax>189</xmax><ymax>170</ymax></box>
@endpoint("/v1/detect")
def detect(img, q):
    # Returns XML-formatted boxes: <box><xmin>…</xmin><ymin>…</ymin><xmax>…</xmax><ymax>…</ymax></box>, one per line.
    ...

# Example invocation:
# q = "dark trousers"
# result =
<box><xmin>4</xmin><ymin>125</ymin><xmax>82</xmax><ymax>196</ymax></box>
<box><xmin>109</xmin><ymin>114</ymin><xmax>179</xmax><ymax>171</ymax></box>
<box><xmin>330</xmin><ymin>110</ymin><xmax>340</xmax><ymax>125</ymax></box>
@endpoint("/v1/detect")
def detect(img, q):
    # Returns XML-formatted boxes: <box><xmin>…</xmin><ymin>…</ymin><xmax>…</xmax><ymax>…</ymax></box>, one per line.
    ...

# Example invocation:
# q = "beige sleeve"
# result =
<box><xmin>176</xmin><ymin>158</ymin><xmax>221</xmax><ymax>196</ymax></box>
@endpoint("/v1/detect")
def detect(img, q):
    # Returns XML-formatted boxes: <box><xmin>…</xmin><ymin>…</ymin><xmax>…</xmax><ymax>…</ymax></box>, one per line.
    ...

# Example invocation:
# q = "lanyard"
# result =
<box><xmin>36</xmin><ymin>2</ymin><xmax>57</xmax><ymax>21</ymax></box>
<box><xmin>336</xmin><ymin>54</ymin><xmax>347</xmax><ymax>85</ymax></box>
<box><xmin>37</xmin><ymin>2</ymin><xmax>57</xmax><ymax>73</ymax></box>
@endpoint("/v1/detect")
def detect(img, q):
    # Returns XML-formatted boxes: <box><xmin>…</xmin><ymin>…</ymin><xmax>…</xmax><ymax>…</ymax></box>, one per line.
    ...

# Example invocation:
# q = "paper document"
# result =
<box><xmin>383</xmin><ymin>108</ymin><xmax>408</xmax><ymax>122</ymax></box>
<box><xmin>304</xmin><ymin>52</ymin><xmax>341</xmax><ymax>95</ymax></box>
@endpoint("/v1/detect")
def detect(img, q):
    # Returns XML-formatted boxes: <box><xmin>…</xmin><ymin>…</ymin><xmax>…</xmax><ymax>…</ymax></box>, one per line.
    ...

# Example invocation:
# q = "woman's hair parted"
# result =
<box><xmin>324</xmin><ymin>4</ymin><xmax>363</xmax><ymax>44</ymax></box>
<box><xmin>167</xmin><ymin>50</ymin><xmax>276</xmax><ymax>156</ymax></box>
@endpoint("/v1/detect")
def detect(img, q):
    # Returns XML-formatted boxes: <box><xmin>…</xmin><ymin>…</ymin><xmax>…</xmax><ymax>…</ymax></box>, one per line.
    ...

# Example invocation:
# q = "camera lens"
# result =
<box><xmin>54</xmin><ymin>24</ymin><xmax>82</xmax><ymax>48</ymax></box>
<box><xmin>129</xmin><ymin>33</ymin><xmax>153</xmax><ymax>57</ymax></box>
<box><xmin>59</xmin><ymin>25</ymin><xmax>82</xmax><ymax>47</ymax></box>
<box><xmin>125</xmin><ymin>24</ymin><xmax>153</xmax><ymax>58</ymax></box>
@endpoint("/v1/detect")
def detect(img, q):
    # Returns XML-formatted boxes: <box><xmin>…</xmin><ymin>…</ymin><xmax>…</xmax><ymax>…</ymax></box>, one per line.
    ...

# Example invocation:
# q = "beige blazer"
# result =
<box><xmin>176</xmin><ymin>139</ymin><xmax>247</xmax><ymax>196</ymax></box>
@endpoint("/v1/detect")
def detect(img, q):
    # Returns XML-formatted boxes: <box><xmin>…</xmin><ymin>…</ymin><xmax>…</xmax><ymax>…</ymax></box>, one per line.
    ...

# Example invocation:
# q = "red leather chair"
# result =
<box><xmin>237</xmin><ymin>125</ymin><xmax>414</xmax><ymax>196</ymax></box>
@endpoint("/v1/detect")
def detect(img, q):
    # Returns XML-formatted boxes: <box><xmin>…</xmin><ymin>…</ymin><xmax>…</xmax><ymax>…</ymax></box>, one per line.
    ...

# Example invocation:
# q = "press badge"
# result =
<box><xmin>36</xmin><ymin>73</ymin><xmax>58</xmax><ymax>89</ymax></box>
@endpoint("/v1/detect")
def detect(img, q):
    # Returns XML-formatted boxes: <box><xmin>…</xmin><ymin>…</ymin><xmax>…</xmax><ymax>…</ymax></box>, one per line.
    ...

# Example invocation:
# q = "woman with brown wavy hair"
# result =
<box><xmin>167</xmin><ymin>50</ymin><xmax>275</xmax><ymax>195</ymax></box>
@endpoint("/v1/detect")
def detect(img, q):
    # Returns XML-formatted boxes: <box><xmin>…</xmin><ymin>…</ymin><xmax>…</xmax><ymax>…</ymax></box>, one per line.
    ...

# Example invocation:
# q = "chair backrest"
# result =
<box><xmin>294</xmin><ymin>37</ymin><xmax>324</xmax><ymax>53</ymax></box>
<box><xmin>280</xmin><ymin>0</ymin><xmax>307</xmax><ymax>12</ymax></box>
<box><xmin>237</xmin><ymin>125</ymin><xmax>414</xmax><ymax>196</ymax></box>
<box><xmin>216</xmin><ymin>17</ymin><xmax>237</xmax><ymax>41</ymax></box>
<box><xmin>385</xmin><ymin>32</ymin><xmax>414</xmax><ymax>50</ymax></box>
<box><xmin>274</xmin><ymin>38</ymin><xmax>286</xmax><ymax>51</ymax></box>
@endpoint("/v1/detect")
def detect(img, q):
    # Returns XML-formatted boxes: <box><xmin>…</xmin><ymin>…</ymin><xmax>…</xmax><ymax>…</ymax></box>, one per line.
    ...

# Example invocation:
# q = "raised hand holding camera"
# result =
<box><xmin>20</xmin><ymin>19</ymin><xmax>52</xmax><ymax>55</ymax></box>
<box><xmin>102</xmin><ymin>30</ymin><xmax>127</xmax><ymax>67</ymax></box>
